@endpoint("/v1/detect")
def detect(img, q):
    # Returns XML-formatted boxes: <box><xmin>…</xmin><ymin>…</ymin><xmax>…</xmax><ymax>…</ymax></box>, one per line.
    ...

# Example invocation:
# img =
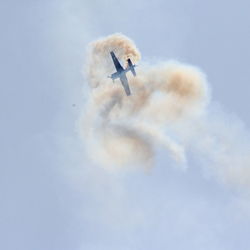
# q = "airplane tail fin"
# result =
<box><xmin>127</xmin><ymin>58</ymin><xmax>136</xmax><ymax>76</ymax></box>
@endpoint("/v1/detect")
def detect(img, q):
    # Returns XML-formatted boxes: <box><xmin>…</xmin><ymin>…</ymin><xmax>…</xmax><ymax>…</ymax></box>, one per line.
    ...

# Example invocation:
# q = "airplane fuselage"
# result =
<box><xmin>110</xmin><ymin>67</ymin><xmax>133</xmax><ymax>81</ymax></box>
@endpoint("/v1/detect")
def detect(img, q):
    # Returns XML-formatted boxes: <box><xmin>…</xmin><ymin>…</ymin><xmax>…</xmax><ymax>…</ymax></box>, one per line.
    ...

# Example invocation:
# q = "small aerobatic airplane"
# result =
<box><xmin>108</xmin><ymin>51</ymin><xmax>137</xmax><ymax>96</ymax></box>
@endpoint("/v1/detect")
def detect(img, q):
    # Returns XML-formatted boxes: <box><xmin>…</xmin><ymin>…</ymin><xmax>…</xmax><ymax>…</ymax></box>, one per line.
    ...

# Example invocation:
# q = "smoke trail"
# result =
<box><xmin>174</xmin><ymin>108</ymin><xmax>250</xmax><ymax>190</ymax></box>
<box><xmin>80</xmin><ymin>33</ymin><xmax>250</xmax><ymax>190</ymax></box>
<box><xmin>80</xmin><ymin>33</ymin><xmax>208</xmax><ymax>171</ymax></box>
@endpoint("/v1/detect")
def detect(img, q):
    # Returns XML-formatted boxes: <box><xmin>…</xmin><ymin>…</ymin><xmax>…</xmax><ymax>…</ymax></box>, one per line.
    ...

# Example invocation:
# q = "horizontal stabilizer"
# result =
<box><xmin>127</xmin><ymin>58</ymin><xmax>136</xmax><ymax>76</ymax></box>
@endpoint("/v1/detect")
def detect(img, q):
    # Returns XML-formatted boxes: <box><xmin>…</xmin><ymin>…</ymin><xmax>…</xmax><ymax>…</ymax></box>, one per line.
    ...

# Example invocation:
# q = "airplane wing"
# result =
<box><xmin>110</xmin><ymin>51</ymin><xmax>124</xmax><ymax>71</ymax></box>
<box><xmin>119</xmin><ymin>74</ymin><xmax>131</xmax><ymax>96</ymax></box>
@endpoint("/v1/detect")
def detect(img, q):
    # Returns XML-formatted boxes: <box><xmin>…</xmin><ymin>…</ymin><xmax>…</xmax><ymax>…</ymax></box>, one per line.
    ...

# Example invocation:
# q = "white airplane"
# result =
<box><xmin>108</xmin><ymin>51</ymin><xmax>137</xmax><ymax>96</ymax></box>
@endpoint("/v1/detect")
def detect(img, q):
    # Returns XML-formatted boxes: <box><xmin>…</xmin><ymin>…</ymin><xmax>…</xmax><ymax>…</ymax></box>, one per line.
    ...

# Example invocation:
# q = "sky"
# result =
<box><xmin>1</xmin><ymin>0</ymin><xmax>250</xmax><ymax>250</ymax></box>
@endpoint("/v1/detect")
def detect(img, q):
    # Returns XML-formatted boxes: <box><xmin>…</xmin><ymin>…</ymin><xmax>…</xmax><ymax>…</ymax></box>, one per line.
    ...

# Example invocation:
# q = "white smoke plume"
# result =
<box><xmin>80</xmin><ymin>33</ymin><xmax>250</xmax><ymax>189</ymax></box>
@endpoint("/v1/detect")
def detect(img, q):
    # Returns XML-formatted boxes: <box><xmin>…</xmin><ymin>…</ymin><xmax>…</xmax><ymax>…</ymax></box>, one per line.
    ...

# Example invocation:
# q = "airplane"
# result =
<box><xmin>108</xmin><ymin>51</ymin><xmax>137</xmax><ymax>96</ymax></box>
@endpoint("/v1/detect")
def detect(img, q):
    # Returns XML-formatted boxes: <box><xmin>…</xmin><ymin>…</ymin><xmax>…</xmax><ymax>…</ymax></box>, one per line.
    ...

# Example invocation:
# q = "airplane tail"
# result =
<box><xmin>127</xmin><ymin>58</ymin><xmax>136</xmax><ymax>76</ymax></box>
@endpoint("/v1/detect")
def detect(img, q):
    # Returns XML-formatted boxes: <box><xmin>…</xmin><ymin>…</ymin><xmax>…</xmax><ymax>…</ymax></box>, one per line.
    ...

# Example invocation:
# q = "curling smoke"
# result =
<box><xmin>80</xmin><ymin>33</ymin><xmax>250</xmax><ymax>189</ymax></box>
<box><xmin>81</xmin><ymin>33</ymin><xmax>208</xmax><ymax>171</ymax></box>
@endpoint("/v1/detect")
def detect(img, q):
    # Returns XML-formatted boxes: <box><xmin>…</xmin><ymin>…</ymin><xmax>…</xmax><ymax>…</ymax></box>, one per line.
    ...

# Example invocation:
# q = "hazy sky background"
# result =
<box><xmin>1</xmin><ymin>0</ymin><xmax>250</xmax><ymax>250</ymax></box>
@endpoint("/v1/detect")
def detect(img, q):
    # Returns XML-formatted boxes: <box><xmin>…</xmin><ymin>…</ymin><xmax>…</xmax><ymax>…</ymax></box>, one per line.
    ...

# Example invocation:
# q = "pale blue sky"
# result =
<box><xmin>1</xmin><ymin>1</ymin><xmax>250</xmax><ymax>250</ymax></box>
